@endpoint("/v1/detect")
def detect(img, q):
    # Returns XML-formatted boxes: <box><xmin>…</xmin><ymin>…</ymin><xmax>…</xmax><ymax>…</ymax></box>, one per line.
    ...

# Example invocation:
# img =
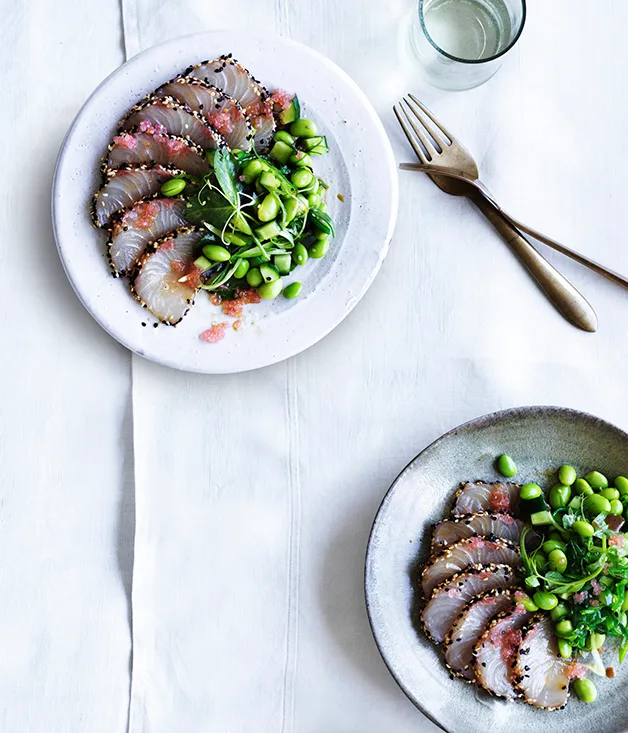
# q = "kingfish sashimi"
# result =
<box><xmin>186</xmin><ymin>56</ymin><xmax>275</xmax><ymax>149</ymax></box>
<box><xmin>514</xmin><ymin>615</ymin><xmax>572</xmax><ymax>710</ymax></box>
<box><xmin>421</xmin><ymin>537</ymin><xmax>521</xmax><ymax>598</ymax></box>
<box><xmin>120</xmin><ymin>98</ymin><xmax>225</xmax><ymax>151</ymax></box>
<box><xmin>474</xmin><ymin>603</ymin><xmax>534</xmax><ymax>699</ymax></box>
<box><xmin>431</xmin><ymin>512</ymin><xmax>525</xmax><ymax>553</ymax></box>
<box><xmin>91</xmin><ymin>165</ymin><xmax>181</xmax><ymax>228</ymax></box>
<box><xmin>156</xmin><ymin>77</ymin><xmax>254</xmax><ymax>151</ymax></box>
<box><xmin>443</xmin><ymin>590</ymin><xmax>513</xmax><ymax>680</ymax></box>
<box><xmin>422</xmin><ymin>565</ymin><xmax>516</xmax><ymax>644</ymax></box>
<box><xmin>106</xmin><ymin>130</ymin><xmax>210</xmax><ymax>177</ymax></box>
<box><xmin>452</xmin><ymin>482</ymin><xmax>520</xmax><ymax>516</ymax></box>
<box><xmin>131</xmin><ymin>227</ymin><xmax>203</xmax><ymax>325</ymax></box>
<box><xmin>108</xmin><ymin>198</ymin><xmax>187</xmax><ymax>276</ymax></box>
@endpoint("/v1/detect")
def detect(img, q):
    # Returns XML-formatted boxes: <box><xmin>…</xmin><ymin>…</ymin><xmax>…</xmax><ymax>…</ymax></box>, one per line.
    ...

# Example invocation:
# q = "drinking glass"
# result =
<box><xmin>411</xmin><ymin>0</ymin><xmax>526</xmax><ymax>91</ymax></box>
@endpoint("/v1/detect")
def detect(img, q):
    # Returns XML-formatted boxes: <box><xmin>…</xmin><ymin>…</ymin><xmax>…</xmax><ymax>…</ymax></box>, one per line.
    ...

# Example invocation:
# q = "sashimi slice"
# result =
<box><xmin>513</xmin><ymin>615</ymin><xmax>571</xmax><ymax>710</ymax></box>
<box><xmin>422</xmin><ymin>564</ymin><xmax>516</xmax><ymax>644</ymax></box>
<box><xmin>186</xmin><ymin>55</ymin><xmax>266</xmax><ymax>110</ymax></box>
<box><xmin>452</xmin><ymin>482</ymin><xmax>520</xmax><ymax>516</ymax></box>
<box><xmin>185</xmin><ymin>55</ymin><xmax>275</xmax><ymax>149</ymax></box>
<box><xmin>474</xmin><ymin>603</ymin><xmax>533</xmax><ymax>699</ymax></box>
<box><xmin>132</xmin><ymin>227</ymin><xmax>203</xmax><ymax>325</ymax></box>
<box><xmin>91</xmin><ymin>164</ymin><xmax>181</xmax><ymax>228</ymax></box>
<box><xmin>443</xmin><ymin>590</ymin><xmax>513</xmax><ymax>680</ymax></box>
<box><xmin>120</xmin><ymin>98</ymin><xmax>225</xmax><ymax>151</ymax></box>
<box><xmin>421</xmin><ymin>537</ymin><xmax>521</xmax><ymax>598</ymax></box>
<box><xmin>108</xmin><ymin>198</ymin><xmax>187</xmax><ymax>276</ymax></box>
<box><xmin>156</xmin><ymin>77</ymin><xmax>254</xmax><ymax>151</ymax></box>
<box><xmin>105</xmin><ymin>130</ymin><xmax>210</xmax><ymax>177</ymax></box>
<box><xmin>432</xmin><ymin>512</ymin><xmax>525</xmax><ymax>553</ymax></box>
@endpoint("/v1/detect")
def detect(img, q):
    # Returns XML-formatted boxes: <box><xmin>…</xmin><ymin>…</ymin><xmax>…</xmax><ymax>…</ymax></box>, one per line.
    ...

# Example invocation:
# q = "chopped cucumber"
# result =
<box><xmin>232</xmin><ymin>213</ymin><xmax>253</xmax><ymax>235</ymax></box>
<box><xmin>222</xmin><ymin>230</ymin><xmax>251</xmax><ymax>247</ymax></box>
<box><xmin>259</xmin><ymin>263</ymin><xmax>280</xmax><ymax>283</ymax></box>
<box><xmin>260</xmin><ymin>170</ymin><xmax>281</xmax><ymax>190</ymax></box>
<box><xmin>308</xmin><ymin>144</ymin><xmax>329</xmax><ymax>156</ymax></box>
<box><xmin>269</xmin><ymin>140</ymin><xmax>294</xmax><ymax>165</ymax></box>
<box><xmin>301</xmin><ymin>136</ymin><xmax>324</xmax><ymax>152</ymax></box>
<box><xmin>194</xmin><ymin>255</ymin><xmax>212</xmax><ymax>271</ymax></box>
<box><xmin>255</xmin><ymin>221</ymin><xmax>283</xmax><ymax>241</ymax></box>
<box><xmin>278</xmin><ymin>95</ymin><xmax>300</xmax><ymax>126</ymax></box>
<box><xmin>274</xmin><ymin>253</ymin><xmax>292</xmax><ymax>275</ymax></box>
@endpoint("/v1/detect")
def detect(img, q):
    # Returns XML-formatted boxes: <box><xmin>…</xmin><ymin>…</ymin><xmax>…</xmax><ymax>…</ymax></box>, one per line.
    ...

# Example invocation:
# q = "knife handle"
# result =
<box><xmin>472</xmin><ymin>194</ymin><xmax>598</xmax><ymax>332</ymax></box>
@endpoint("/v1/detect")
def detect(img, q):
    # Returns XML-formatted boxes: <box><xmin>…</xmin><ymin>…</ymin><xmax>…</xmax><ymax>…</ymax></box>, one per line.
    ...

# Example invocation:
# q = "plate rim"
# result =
<box><xmin>51</xmin><ymin>30</ymin><xmax>399</xmax><ymax>374</ymax></box>
<box><xmin>364</xmin><ymin>404</ymin><xmax>628</xmax><ymax>731</ymax></box>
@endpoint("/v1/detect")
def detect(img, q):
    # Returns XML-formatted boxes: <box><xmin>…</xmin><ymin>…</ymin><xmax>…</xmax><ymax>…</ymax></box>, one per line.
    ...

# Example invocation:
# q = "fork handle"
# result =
<box><xmin>472</xmin><ymin>194</ymin><xmax>598</xmax><ymax>332</ymax></box>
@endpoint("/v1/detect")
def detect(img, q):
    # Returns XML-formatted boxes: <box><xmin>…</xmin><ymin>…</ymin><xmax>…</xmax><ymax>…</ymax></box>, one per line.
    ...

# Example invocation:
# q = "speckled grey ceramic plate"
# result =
<box><xmin>365</xmin><ymin>406</ymin><xmax>628</xmax><ymax>733</ymax></box>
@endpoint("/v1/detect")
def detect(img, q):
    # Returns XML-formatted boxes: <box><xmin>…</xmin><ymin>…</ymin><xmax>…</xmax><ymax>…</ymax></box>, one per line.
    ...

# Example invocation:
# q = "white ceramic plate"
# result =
<box><xmin>51</xmin><ymin>32</ymin><xmax>398</xmax><ymax>374</ymax></box>
<box><xmin>365</xmin><ymin>406</ymin><xmax>628</xmax><ymax>733</ymax></box>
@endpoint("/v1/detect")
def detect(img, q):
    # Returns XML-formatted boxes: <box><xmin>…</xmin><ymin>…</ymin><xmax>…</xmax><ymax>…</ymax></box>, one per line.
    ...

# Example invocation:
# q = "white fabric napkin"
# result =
<box><xmin>0</xmin><ymin>1</ymin><xmax>134</xmax><ymax>731</ymax></box>
<box><xmin>125</xmin><ymin>1</ymin><xmax>628</xmax><ymax>732</ymax></box>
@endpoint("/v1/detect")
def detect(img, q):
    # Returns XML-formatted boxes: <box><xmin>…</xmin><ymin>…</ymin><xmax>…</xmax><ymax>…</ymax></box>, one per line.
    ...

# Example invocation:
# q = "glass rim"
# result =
<box><xmin>418</xmin><ymin>0</ymin><xmax>527</xmax><ymax>65</ymax></box>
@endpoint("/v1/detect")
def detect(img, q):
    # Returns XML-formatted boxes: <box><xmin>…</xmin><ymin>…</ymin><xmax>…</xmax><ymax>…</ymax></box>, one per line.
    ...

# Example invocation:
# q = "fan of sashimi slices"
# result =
<box><xmin>90</xmin><ymin>54</ymin><xmax>295</xmax><ymax>326</ymax></box>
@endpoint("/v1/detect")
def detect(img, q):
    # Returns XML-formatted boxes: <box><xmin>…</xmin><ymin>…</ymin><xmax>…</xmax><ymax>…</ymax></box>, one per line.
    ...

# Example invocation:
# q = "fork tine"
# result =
<box><xmin>393</xmin><ymin>104</ymin><xmax>429</xmax><ymax>163</ymax></box>
<box><xmin>400</xmin><ymin>101</ymin><xmax>439</xmax><ymax>159</ymax></box>
<box><xmin>408</xmin><ymin>94</ymin><xmax>453</xmax><ymax>144</ymax></box>
<box><xmin>404</xmin><ymin>97</ymin><xmax>448</xmax><ymax>151</ymax></box>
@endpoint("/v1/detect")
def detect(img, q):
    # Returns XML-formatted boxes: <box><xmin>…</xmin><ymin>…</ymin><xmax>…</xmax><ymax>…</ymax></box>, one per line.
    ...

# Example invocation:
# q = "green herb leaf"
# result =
<box><xmin>309</xmin><ymin>208</ymin><xmax>335</xmax><ymax>236</ymax></box>
<box><xmin>213</xmin><ymin>148</ymin><xmax>239</xmax><ymax>206</ymax></box>
<box><xmin>184</xmin><ymin>185</ymin><xmax>237</xmax><ymax>230</ymax></box>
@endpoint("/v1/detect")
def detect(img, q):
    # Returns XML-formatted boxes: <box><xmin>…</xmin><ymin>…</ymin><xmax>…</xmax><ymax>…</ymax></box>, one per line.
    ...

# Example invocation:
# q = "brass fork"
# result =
<box><xmin>394</xmin><ymin>95</ymin><xmax>598</xmax><ymax>333</ymax></box>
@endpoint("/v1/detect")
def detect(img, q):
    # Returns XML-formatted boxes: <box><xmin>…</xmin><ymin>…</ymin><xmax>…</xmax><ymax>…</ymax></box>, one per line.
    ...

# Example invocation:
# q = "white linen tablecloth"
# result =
<box><xmin>4</xmin><ymin>1</ymin><xmax>628</xmax><ymax>731</ymax></box>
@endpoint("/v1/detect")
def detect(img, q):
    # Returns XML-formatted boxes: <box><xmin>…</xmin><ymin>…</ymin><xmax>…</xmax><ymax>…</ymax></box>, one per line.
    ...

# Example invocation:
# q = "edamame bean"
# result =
<box><xmin>558</xmin><ymin>465</ymin><xmax>577</xmax><ymax>486</ymax></box>
<box><xmin>572</xmin><ymin>520</ymin><xmax>595</xmax><ymax>538</ymax></box>
<box><xmin>309</xmin><ymin>237</ymin><xmax>330</xmax><ymax>259</ymax></box>
<box><xmin>550</xmin><ymin>603</ymin><xmax>569</xmax><ymax>622</ymax></box>
<box><xmin>621</xmin><ymin>612</ymin><xmax>628</xmax><ymax>626</ymax></box>
<box><xmin>274</xmin><ymin>130</ymin><xmax>295</xmax><ymax>146</ymax></box>
<box><xmin>257</xmin><ymin>193</ymin><xmax>280</xmax><ymax>223</ymax></box>
<box><xmin>615</xmin><ymin>476</ymin><xmax>628</xmax><ymax>495</ymax></box>
<box><xmin>283</xmin><ymin>282</ymin><xmax>302</xmax><ymax>299</ymax></box>
<box><xmin>289</xmin><ymin>118</ymin><xmax>318</xmax><ymax>138</ymax></box>
<box><xmin>550</xmin><ymin>484</ymin><xmax>571</xmax><ymax>509</ymax></box>
<box><xmin>242</xmin><ymin>159</ymin><xmax>265</xmax><ymax>182</ymax></box>
<box><xmin>518</xmin><ymin>593</ymin><xmax>539</xmax><ymax>612</ymax></box>
<box><xmin>601</xmin><ymin>488</ymin><xmax>620</xmax><ymax>501</ymax></box>
<box><xmin>202</xmin><ymin>244</ymin><xmax>231</xmax><ymax>262</ymax></box>
<box><xmin>587</xmin><ymin>632</ymin><xmax>605</xmax><ymax>651</ymax></box>
<box><xmin>497</xmin><ymin>454</ymin><xmax>517</xmax><ymax>478</ymax></box>
<box><xmin>585</xmin><ymin>471</ymin><xmax>609</xmax><ymax>489</ymax></box>
<box><xmin>521</xmin><ymin>483</ymin><xmax>542</xmax><ymax>500</ymax></box>
<box><xmin>584</xmin><ymin>493</ymin><xmax>611</xmax><ymax>515</ymax></box>
<box><xmin>291</xmin><ymin>168</ymin><xmax>315</xmax><ymax>189</ymax></box>
<box><xmin>558</xmin><ymin>639</ymin><xmax>573</xmax><ymax>659</ymax></box>
<box><xmin>246</xmin><ymin>268</ymin><xmax>263</xmax><ymax>288</ymax></box>
<box><xmin>610</xmin><ymin>499</ymin><xmax>624</xmax><ymax>515</ymax></box>
<box><xmin>622</xmin><ymin>595</ymin><xmax>628</xmax><ymax>612</ymax></box>
<box><xmin>533</xmin><ymin>591</ymin><xmax>558</xmax><ymax>611</ymax></box>
<box><xmin>534</xmin><ymin>550</ymin><xmax>548</xmax><ymax>569</ymax></box>
<box><xmin>160</xmin><ymin>178</ymin><xmax>187</xmax><ymax>196</ymax></box>
<box><xmin>573</xmin><ymin>678</ymin><xmax>597</xmax><ymax>703</ymax></box>
<box><xmin>234</xmin><ymin>259</ymin><xmax>250</xmax><ymax>279</ymax></box>
<box><xmin>543</xmin><ymin>540</ymin><xmax>566</xmax><ymax>554</ymax></box>
<box><xmin>549</xmin><ymin>531</ymin><xmax>564</xmax><ymax>543</ymax></box>
<box><xmin>257</xmin><ymin>278</ymin><xmax>283</xmax><ymax>300</ymax></box>
<box><xmin>555</xmin><ymin>619</ymin><xmax>574</xmax><ymax>636</ymax></box>
<box><xmin>548</xmin><ymin>549</ymin><xmax>568</xmax><ymax>573</ymax></box>
<box><xmin>307</xmin><ymin>193</ymin><xmax>321</xmax><ymax>208</ymax></box>
<box><xmin>574</xmin><ymin>478</ymin><xmax>593</xmax><ymax>495</ymax></box>
<box><xmin>292</xmin><ymin>244</ymin><xmax>308</xmax><ymax>266</ymax></box>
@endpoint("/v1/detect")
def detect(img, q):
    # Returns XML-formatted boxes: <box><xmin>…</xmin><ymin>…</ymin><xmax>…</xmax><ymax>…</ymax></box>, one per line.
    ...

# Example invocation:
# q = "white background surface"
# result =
<box><xmin>3</xmin><ymin>1</ymin><xmax>628</xmax><ymax>731</ymax></box>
